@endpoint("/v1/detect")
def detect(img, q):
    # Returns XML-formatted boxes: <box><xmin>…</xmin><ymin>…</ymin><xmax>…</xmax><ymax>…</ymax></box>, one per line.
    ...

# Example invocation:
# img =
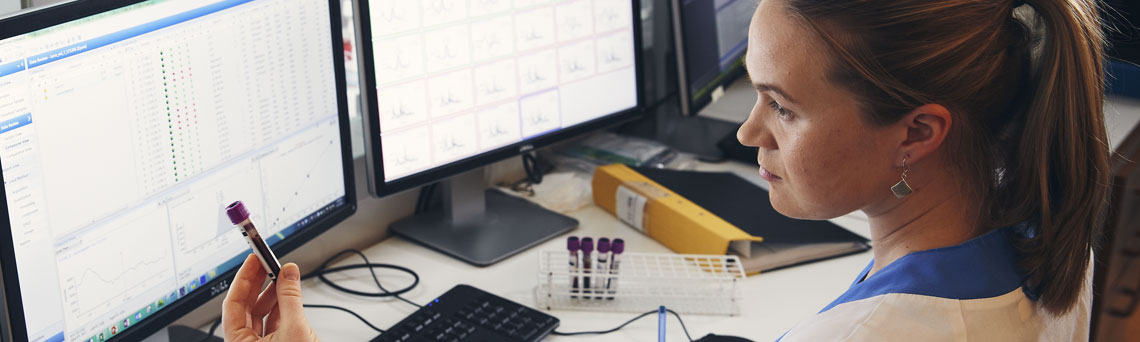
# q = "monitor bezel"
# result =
<box><xmin>355</xmin><ymin>0</ymin><xmax>647</xmax><ymax>198</ymax></box>
<box><xmin>0</xmin><ymin>0</ymin><xmax>358</xmax><ymax>340</ymax></box>
<box><xmin>670</xmin><ymin>0</ymin><xmax>749</xmax><ymax>116</ymax></box>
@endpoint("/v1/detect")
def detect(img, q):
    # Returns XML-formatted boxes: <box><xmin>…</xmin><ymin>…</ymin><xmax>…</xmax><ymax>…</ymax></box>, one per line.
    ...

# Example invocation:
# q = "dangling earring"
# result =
<box><xmin>891</xmin><ymin>156</ymin><xmax>914</xmax><ymax>199</ymax></box>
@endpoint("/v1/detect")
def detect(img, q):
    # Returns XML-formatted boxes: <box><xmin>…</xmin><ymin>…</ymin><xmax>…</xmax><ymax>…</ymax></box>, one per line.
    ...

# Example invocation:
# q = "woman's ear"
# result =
<box><xmin>897</xmin><ymin>103</ymin><xmax>952</xmax><ymax>166</ymax></box>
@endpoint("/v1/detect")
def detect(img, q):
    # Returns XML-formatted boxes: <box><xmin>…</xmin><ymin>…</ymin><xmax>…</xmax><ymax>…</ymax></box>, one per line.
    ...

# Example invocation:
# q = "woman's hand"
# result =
<box><xmin>223</xmin><ymin>254</ymin><xmax>319</xmax><ymax>342</ymax></box>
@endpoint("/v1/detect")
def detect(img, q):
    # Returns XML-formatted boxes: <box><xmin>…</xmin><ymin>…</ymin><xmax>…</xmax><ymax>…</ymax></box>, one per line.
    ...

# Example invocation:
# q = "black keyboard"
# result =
<box><xmin>371</xmin><ymin>284</ymin><xmax>559</xmax><ymax>342</ymax></box>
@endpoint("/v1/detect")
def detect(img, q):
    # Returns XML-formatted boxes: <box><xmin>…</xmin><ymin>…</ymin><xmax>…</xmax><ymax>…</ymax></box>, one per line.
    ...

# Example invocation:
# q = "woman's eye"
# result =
<box><xmin>768</xmin><ymin>101</ymin><xmax>792</xmax><ymax>119</ymax></box>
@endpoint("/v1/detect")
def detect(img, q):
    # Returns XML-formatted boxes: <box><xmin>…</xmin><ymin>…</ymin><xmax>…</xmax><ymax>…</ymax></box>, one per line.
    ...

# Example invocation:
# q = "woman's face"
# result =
<box><xmin>738</xmin><ymin>0</ymin><xmax>902</xmax><ymax>219</ymax></box>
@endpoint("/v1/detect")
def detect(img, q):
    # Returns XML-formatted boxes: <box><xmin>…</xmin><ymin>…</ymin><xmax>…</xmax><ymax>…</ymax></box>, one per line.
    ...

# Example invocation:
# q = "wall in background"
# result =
<box><xmin>1107</xmin><ymin>96</ymin><xmax>1140</xmax><ymax>152</ymax></box>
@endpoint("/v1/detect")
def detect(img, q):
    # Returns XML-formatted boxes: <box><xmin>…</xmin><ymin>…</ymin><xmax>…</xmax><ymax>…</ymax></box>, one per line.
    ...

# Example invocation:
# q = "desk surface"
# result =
<box><xmin>294</xmin><ymin>161</ymin><xmax>875</xmax><ymax>342</ymax></box>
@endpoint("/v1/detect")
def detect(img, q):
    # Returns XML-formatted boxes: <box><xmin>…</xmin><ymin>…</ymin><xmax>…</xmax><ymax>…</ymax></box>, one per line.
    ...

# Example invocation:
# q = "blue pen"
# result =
<box><xmin>658</xmin><ymin>306</ymin><xmax>666</xmax><ymax>342</ymax></box>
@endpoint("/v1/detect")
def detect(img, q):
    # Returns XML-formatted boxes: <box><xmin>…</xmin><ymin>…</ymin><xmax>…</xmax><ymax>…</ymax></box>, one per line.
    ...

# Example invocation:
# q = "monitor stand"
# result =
<box><xmin>390</xmin><ymin>168</ymin><xmax>578</xmax><ymax>266</ymax></box>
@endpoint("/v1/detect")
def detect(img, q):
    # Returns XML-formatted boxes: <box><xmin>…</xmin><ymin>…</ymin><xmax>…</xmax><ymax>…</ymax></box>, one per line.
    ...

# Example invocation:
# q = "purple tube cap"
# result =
<box><xmin>226</xmin><ymin>201</ymin><xmax>250</xmax><ymax>225</ymax></box>
<box><xmin>597</xmin><ymin>238</ymin><xmax>611</xmax><ymax>253</ymax></box>
<box><xmin>580</xmin><ymin>237</ymin><xmax>594</xmax><ymax>253</ymax></box>
<box><xmin>612</xmin><ymin>239</ymin><xmax>625</xmax><ymax>254</ymax></box>
<box><xmin>567</xmin><ymin>236</ymin><xmax>580</xmax><ymax>251</ymax></box>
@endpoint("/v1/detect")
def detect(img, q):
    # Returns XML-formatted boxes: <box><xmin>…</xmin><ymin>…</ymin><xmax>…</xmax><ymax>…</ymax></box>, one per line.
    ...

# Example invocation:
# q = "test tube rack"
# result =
<box><xmin>535</xmin><ymin>251</ymin><xmax>746</xmax><ymax>316</ymax></box>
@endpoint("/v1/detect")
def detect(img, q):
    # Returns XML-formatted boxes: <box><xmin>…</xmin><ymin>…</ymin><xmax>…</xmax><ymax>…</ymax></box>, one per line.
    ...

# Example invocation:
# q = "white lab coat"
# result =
<box><xmin>780</xmin><ymin>227</ymin><xmax>1092</xmax><ymax>342</ymax></box>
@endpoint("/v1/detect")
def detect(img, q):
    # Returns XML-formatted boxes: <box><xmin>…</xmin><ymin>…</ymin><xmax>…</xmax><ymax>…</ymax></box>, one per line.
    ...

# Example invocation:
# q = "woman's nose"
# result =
<box><xmin>737</xmin><ymin>105</ymin><xmax>776</xmax><ymax>151</ymax></box>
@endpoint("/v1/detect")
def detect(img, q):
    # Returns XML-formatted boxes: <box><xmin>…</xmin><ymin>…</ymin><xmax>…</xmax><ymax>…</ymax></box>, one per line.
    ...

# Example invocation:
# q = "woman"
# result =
<box><xmin>223</xmin><ymin>0</ymin><xmax>1108</xmax><ymax>339</ymax></box>
<box><xmin>738</xmin><ymin>0</ymin><xmax>1106</xmax><ymax>340</ymax></box>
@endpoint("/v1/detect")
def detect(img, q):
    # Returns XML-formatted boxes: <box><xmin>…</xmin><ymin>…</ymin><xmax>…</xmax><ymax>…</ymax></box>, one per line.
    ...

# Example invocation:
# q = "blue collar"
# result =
<box><xmin>819</xmin><ymin>226</ymin><xmax>1028</xmax><ymax>314</ymax></box>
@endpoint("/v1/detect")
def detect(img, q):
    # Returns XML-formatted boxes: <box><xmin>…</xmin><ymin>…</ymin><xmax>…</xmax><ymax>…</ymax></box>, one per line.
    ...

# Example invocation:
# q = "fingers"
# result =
<box><xmin>252</xmin><ymin>282</ymin><xmax>279</xmax><ymax>318</ymax></box>
<box><xmin>223</xmin><ymin>254</ymin><xmax>268</xmax><ymax>337</ymax></box>
<box><xmin>222</xmin><ymin>254</ymin><xmax>261</xmax><ymax>335</ymax></box>
<box><xmin>274</xmin><ymin>263</ymin><xmax>307</xmax><ymax>325</ymax></box>
<box><xmin>243</xmin><ymin>260</ymin><xmax>269</xmax><ymax>308</ymax></box>
<box><xmin>252</xmin><ymin>313</ymin><xmax>264</xmax><ymax>338</ymax></box>
<box><xmin>265</xmin><ymin>303</ymin><xmax>282</xmax><ymax>334</ymax></box>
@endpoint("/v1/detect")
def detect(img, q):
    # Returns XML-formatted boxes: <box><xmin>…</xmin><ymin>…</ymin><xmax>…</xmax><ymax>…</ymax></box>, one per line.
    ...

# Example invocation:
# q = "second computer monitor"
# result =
<box><xmin>355</xmin><ymin>0</ymin><xmax>643</xmax><ymax>265</ymax></box>
<box><xmin>672</xmin><ymin>0</ymin><xmax>755</xmax><ymax>116</ymax></box>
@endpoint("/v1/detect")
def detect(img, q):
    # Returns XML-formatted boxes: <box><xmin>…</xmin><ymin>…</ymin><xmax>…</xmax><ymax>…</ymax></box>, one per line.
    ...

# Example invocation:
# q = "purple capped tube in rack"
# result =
<box><xmin>580</xmin><ymin>237</ymin><xmax>594</xmax><ymax>294</ymax></box>
<box><xmin>567</xmin><ymin>236</ymin><xmax>580</xmax><ymax>298</ymax></box>
<box><xmin>608</xmin><ymin>238</ymin><xmax>624</xmax><ymax>299</ymax></box>
<box><xmin>596</xmin><ymin>238</ymin><xmax>610</xmax><ymax>299</ymax></box>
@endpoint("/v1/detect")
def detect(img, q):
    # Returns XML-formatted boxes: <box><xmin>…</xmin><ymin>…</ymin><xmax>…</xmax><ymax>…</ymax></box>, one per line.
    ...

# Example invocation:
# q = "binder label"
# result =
<box><xmin>616</xmin><ymin>185</ymin><xmax>648</xmax><ymax>232</ymax></box>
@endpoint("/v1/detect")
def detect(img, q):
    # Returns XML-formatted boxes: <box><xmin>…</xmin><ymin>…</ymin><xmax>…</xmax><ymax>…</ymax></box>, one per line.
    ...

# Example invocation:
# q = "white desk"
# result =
<box><xmin>295</xmin><ymin>161</ymin><xmax>874</xmax><ymax>342</ymax></box>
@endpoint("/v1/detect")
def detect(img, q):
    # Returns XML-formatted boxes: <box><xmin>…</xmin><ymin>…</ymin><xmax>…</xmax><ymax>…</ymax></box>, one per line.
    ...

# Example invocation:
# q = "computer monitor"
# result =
<box><xmin>354</xmin><ymin>0</ymin><xmax>644</xmax><ymax>266</ymax></box>
<box><xmin>0</xmin><ymin>0</ymin><xmax>356</xmax><ymax>341</ymax></box>
<box><xmin>671</xmin><ymin>0</ymin><xmax>755</xmax><ymax>116</ymax></box>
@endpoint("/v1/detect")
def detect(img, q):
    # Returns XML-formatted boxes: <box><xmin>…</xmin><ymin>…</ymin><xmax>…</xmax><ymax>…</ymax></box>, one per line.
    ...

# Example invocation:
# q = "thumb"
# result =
<box><xmin>275</xmin><ymin>263</ymin><xmax>307</xmax><ymax>323</ymax></box>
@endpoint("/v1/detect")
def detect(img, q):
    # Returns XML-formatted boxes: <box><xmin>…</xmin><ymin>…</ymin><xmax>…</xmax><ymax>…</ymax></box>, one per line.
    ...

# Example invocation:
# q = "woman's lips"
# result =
<box><xmin>759</xmin><ymin>165</ymin><xmax>782</xmax><ymax>182</ymax></box>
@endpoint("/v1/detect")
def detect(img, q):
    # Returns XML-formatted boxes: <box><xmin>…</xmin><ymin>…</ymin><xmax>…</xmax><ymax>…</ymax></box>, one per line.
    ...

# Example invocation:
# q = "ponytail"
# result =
<box><xmin>1002</xmin><ymin>0</ymin><xmax>1108</xmax><ymax>315</ymax></box>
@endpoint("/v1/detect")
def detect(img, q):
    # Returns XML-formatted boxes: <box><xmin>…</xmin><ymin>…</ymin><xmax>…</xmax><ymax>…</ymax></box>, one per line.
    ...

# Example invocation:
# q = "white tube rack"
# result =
<box><xmin>535</xmin><ymin>251</ymin><xmax>746</xmax><ymax>316</ymax></box>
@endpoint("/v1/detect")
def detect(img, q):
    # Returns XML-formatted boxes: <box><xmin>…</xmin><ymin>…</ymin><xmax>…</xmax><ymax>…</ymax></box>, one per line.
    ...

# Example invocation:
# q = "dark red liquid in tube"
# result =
<box><xmin>226</xmin><ymin>201</ymin><xmax>282</xmax><ymax>281</ymax></box>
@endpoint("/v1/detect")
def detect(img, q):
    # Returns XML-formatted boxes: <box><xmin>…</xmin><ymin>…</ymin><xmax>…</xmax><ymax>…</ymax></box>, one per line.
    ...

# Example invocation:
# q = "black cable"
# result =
<box><xmin>303</xmin><ymin>304</ymin><xmax>385</xmax><ymax>333</ymax></box>
<box><xmin>415</xmin><ymin>186</ymin><xmax>427</xmax><ymax>214</ymax></box>
<box><xmin>302</xmin><ymin>249</ymin><xmax>423</xmax><ymax>308</ymax></box>
<box><xmin>296</xmin><ymin>248</ymin><xmax>427</xmax><ymax>335</ymax></box>
<box><xmin>416</xmin><ymin>183</ymin><xmax>440</xmax><ymax>214</ymax></box>
<box><xmin>521</xmin><ymin>153</ymin><xmax>543</xmax><ymax>184</ymax></box>
<box><xmin>551</xmin><ymin>308</ymin><xmax>694</xmax><ymax>342</ymax></box>
<box><xmin>199</xmin><ymin>304</ymin><xmax>385</xmax><ymax>337</ymax></box>
<box><xmin>424</xmin><ymin>183</ymin><xmax>438</xmax><ymax>211</ymax></box>
<box><xmin>207</xmin><ymin>249</ymin><xmax>421</xmax><ymax>338</ymax></box>
<box><xmin>667</xmin><ymin>309</ymin><xmax>695</xmax><ymax>342</ymax></box>
<box><xmin>197</xmin><ymin>304</ymin><xmax>385</xmax><ymax>337</ymax></box>
<box><xmin>217</xmin><ymin>247</ymin><xmax>695</xmax><ymax>341</ymax></box>
<box><xmin>551</xmin><ymin>310</ymin><xmax>656</xmax><ymax>336</ymax></box>
<box><xmin>199</xmin><ymin>316</ymin><xmax>222</xmax><ymax>342</ymax></box>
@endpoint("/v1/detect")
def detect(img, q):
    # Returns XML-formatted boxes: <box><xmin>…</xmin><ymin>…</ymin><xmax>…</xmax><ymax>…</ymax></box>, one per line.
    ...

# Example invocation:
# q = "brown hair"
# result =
<box><xmin>783</xmin><ymin>0</ymin><xmax>1109</xmax><ymax>315</ymax></box>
